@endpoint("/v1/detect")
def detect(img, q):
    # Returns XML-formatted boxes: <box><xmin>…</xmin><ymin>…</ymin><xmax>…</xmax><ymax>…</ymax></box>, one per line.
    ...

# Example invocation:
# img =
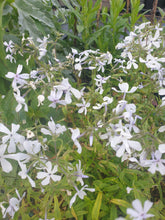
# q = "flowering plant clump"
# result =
<box><xmin>0</xmin><ymin>20</ymin><xmax>165</xmax><ymax>219</ymax></box>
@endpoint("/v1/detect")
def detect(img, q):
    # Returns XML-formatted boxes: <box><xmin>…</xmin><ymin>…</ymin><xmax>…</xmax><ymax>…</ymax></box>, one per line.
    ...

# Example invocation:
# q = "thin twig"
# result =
<box><xmin>96</xmin><ymin>1</ymin><xmax>102</xmax><ymax>30</ymax></box>
<box><xmin>151</xmin><ymin>0</ymin><xmax>159</xmax><ymax>24</ymax></box>
<box><xmin>126</xmin><ymin>0</ymin><xmax>130</xmax><ymax>13</ymax></box>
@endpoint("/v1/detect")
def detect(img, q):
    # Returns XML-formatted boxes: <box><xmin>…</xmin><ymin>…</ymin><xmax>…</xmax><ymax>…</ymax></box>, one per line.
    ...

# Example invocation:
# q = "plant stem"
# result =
<box><xmin>126</xmin><ymin>0</ymin><xmax>130</xmax><ymax>13</ymax></box>
<box><xmin>0</xmin><ymin>0</ymin><xmax>6</xmax><ymax>63</ymax></box>
<box><xmin>151</xmin><ymin>0</ymin><xmax>158</xmax><ymax>24</ymax></box>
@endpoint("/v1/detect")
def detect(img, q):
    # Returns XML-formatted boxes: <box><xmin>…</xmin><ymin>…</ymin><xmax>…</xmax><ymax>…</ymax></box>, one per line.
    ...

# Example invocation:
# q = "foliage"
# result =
<box><xmin>0</xmin><ymin>1</ymin><xmax>165</xmax><ymax>220</ymax></box>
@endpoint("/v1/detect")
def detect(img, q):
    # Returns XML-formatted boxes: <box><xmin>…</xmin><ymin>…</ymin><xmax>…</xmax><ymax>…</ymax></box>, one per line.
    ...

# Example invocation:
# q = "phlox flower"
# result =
<box><xmin>158</xmin><ymin>125</ymin><xmax>165</xmax><ymax>132</ymax></box>
<box><xmin>3</xmin><ymin>189</ymin><xmax>26</xmax><ymax>219</ymax></box>
<box><xmin>23</xmin><ymin>140</ymin><xmax>41</xmax><ymax>155</ymax></box>
<box><xmin>159</xmin><ymin>144</ymin><xmax>165</xmax><ymax>153</ymax></box>
<box><xmin>37</xmin><ymin>94</ymin><xmax>45</xmax><ymax>107</ymax></box>
<box><xmin>5</xmin><ymin>64</ymin><xmax>29</xmax><ymax>89</ymax></box>
<box><xmin>18</xmin><ymin>162</ymin><xmax>36</xmax><ymax>187</ymax></box>
<box><xmin>37</xmin><ymin>161</ymin><xmax>61</xmax><ymax>186</ymax></box>
<box><xmin>95</xmin><ymin>51</ymin><xmax>112</xmax><ymax>72</ymax></box>
<box><xmin>76</xmin><ymin>98</ymin><xmax>90</xmax><ymax>115</ymax></box>
<box><xmin>54</xmin><ymin>78</ymin><xmax>81</xmax><ymax>104</ymax></box>
<box><xmin>0</xmin><ymin>144</ymin><xmax>13</xmax><ymax>173</ymax></box>
<box><xmin>95</xmin><ymin>74</ymin><xmax>111</xmax><ymax>94</ymax></box>
<box><xmin>113</xmin><ymin>100</ymin><xmax>127</xmax><ymax>115</ymax></box>
<box><xmin>126</xmin><ymin>187</ymin><xmax>133</xmax><ymax>194</ymax></box>
<box><xmin>112</xmin><ymin>82</ymin><xmax>137</xmax><ymax>100</ymax></box>
<box><xmin>37</xmin><ymin>35</ymin><xmax>49</xmax><ymax>60</ymax></box>
<box><xmin>139</xmin><ymin>54</ymin><xmax>165</xmax><ymax>70</ymax></box>
<box><xmin>75</xmin><ymin>62</ymin><xmax>82</xmax><ymax>71</ymax></box>
<box><xmin>5</xmin><ymin>54</ymin><xmax>16</xmax><ymax>63</ymax></box>
<box><xmin>100</xmin><ymin>51</ymin><xmax>112</xmax><ymax>64</ymax></box>
<box><xmin>127</xmin><ymin>199</ymin><xmax>154</xmax><ymax>220</ymax></box>
<box><xmin>126</xmin><ymin>52</ymin><xmax>138</xmax><ymax>69</ymax></box>
<box><xmin>159</xmin><ymin>88</ymin><xmax>165</xmax><ymax>97</ymax></box>
<box><xmin>69</xmin><ymin>128</ymin><xmax>82</xmax><ymax>154</ymax></box>
<box><xmin>37</xmin><ymin>35</ymin><xmax>49</xmax><ymax>48</ymax></box>
<box><xmin>41</xmin><ymin>117</ymin><xmax>66</xmax><ymax>136</ymax></box>
<box><xmin>26</xmin><ymin>130</ymin><xmax>35</xmax><ymax>139</ymax></box>
<box><xmin>13</xmin><ymin>89</ymin><xmax>28</xmax><ymax>112</ymax></box>
<box><xmin>160</xmin><ymin>97</ymin><xmax>165</xmax><ymax>107</ymax></box>
<box><xmin>145</xmin><ymin>29</ymin><xmax>161</xmax><ymax>50</ymax></box>
<box><xmin>48</xmin><ymin>88</ymin><xmax>66</xmax><ymax>108</ymax></box>
<box><xmin>0</xmin><ymin>123</ymin><xmax>25</xmax><ymax>153</ymax></box>
<box><xmin>93</xmin><ymin>96</ymin><xmax>113</xmax><ymax>110</ymax></box>
<box><xmin>69</xmin><ymin>185</ymin><xmax>95</xmax><ymax>208</ymax></box>
<box><xmin>110</xmin><ymin>126</ymin><xmax>142</xmax><ymax>157</ymax></box>
<box><xmin>3</xmin><ymin>40</ymin><xmax>14</xmax><ymax>53</ymax></box>
<box><xmin>142</xmin><ymin>150</ymin><xmax>165</xmax><ymax>175</ymax></box>
<box><xmin>134</xmin><ymin>22</ymin><xmax>151</xmax><ymax>33</ymax></box>
<box><xmin>74</xmin><ymin>160</ymin><xmax>89</xmax><ymax>186</ymax></box>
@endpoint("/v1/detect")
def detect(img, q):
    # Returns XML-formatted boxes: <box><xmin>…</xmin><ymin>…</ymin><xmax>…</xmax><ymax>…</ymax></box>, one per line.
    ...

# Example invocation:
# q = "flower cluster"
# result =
<box><xmin>1</xmin><ymin>22</ymin><xmax>165</xmax><ymax>219</ymax></box>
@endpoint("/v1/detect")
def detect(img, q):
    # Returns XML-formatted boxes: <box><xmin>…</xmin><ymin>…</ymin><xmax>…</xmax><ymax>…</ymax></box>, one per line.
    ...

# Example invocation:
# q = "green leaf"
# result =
<box><xmin>77</xmin><ymin>24</ymin><xmax>84</xmax><ymax>33</ymax></box>
<box><xmin>158</xmin><ymin>7</ymin><xmax>165</xmax><ymax>18</ymax></box>
<box><xmin>54</xmin><ymin>196</ymin><xmax>61</xmax><ymax>220</ymax></box>
<box><xmin>110</xmin><ymin>199</ymin><xmax>130</xmax><ymax>208</ymax></box>
<box><xmin>12</xmin><ymin>0</ymin><xmax>54</xmax><ymax>40</ymax></box>
<box><xmin>92</xmin><ymin>192</ymin><xmax>102</xmax><ymax>220</ymax></box>
<box><xmin>71</xmin><ymin>207</ymin><xmax>78</xmax><ymax>220</ymax></box>
<box><xmin>6</xmin><ymin>0</ymin><xmax>15</xmax><ymax>3</ymax></box>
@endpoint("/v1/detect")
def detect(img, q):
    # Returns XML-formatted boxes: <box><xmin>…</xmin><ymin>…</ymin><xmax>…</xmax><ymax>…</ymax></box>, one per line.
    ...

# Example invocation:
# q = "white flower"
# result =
<box><xmin>127</xmin><ymin>199</ymin><xmax>154</xmax><ymax>220</ymax></box>
<box><xmin>69</xmin><ymin>185</ymin><xmax>95</xmax><ymax>208</ymax></box>
<box><xmin>113</xmin><ymin>100</ymin><xmax>127</xmax><ymax>115</ymax></box>
<box><xmin>158</xmin><ymin>125</ymin><xmax>165</xmax><ymax>132</ymax></box>
<box><xmin>145</xmin><ymin>30</ymin><xmax>161</xmax><ymax>50</ymax></box>
<box><xmin>3</xmin><ymin>40</ymin><xmax>14</xmax><ymax>53</ymax></box>
<box><xmin>126</xmin><ymin>52</ymin><xmax>138</xmax><ymax>69</ymax></box>
<box><xmin>18</xmin><ymin>162</ymin><xmax>36</xmax><ymax>187</ymax></box>
<box><xmin>26</xmin><ymin>130</ymin><xmax>35</xmax><ymax>139</ymax></box>
<box><xmin>23</xmin><ymin>140</ymin><xmax>41</xmax><ymax>155</ymax></box>
<box><xmin>110</xmin><ymin>127</ymin><xmax>142</xmax><ymax>157</ymax></box>
<box><xmin>37</xmin><ymin>35</ymin><xmax>49</xmax><ymax>48</ymax></box>
<box><xmin>13</xmin><ymin>89</ymin><xmax>28</xmax><ymax>112</ymax></box>
<box><xmin>158</xmin><ymin>144</ymin><xmax>165</xmax><ymax>153</ymax></box>
<box><xmin>144</xmin><ymin>150</ymin><xmax>165</xmax><ymax>175</ymax></box>
<box><xmin>71</xmin><ymin>48</ymin><xmax>78</xmax><ymax>55</ymax></box>
<box><xmin>76</xmin><ymin>98</ymin><xmax>90</xmax><ymax>115</ymax></box>
<box><xmin>5</xmin><ymin>54</ymin><xmax>16</xmax><ymax>63</ymax></box>
<box><xmin>95</xmin><ymin>74</ymin><xmax>110</xmax><ymax>94</ymax></box>
<box><xmin>3</xmin><ymin>189</ymin><xmax>26</xmax><ymax>219</ymax></box>
<box><xmin>93</xmin><ymin>96</ymin><xmax>113</xmax><ymax>110</ymax></box>
<box><xmin>38</xmin><ymin>48</ymin><xmax>47</xmax><ymax>60</ymax></box>
<box><xmin>0</xmin><ymin>123</ymin><xmax>25</xmax><ymax>153</ymax></box>
<box><xmin>37</xmin><ymin>161</ymin><xmax>61</xmax><ymax>186</ymax></box>
<box><xmin>41</xmin><ymin>117</ymin><xmax>66</xmax><ymax>136</ymax></box>
<box><xmin>37</xmin><ymin>95</ymin><xmax>45</xmax><ymax>107</ymax></box>
<box><xmin>69</xmin><ymin>128</ymin><xmax>82</xmax><ymax>154</ymax></box>
<box><xmin>54</xmin><ymin>78</ymin><xmax>81</xmax><ymax>104</ymax></box>
<box><xmin>140</xmin><ymin>54</ymin><xmax>165</xmax><ymax>70</ymax></box>
<box><xmin>112</xmin><ymin>82</ymin><xmax>137</xmax><ymax>99</ymax></box>
<box><xmin>159</xmin><ymin>88</ymin><xmax>165</xmax><ymax>96</ymax></box>
<box><xmin>75</xmin><ymin>63</ymin><xmax>82</xmax><ymax>71</ymax></box>
<box><xmin>0</xmin><ymin>144</ymin><xmax>13</xmax><ymax>173</ymax></box>
<box><xmin>48</xmin><ymin>88</ymin><xmax>66</xmax><ymax>108</ymax></box>
<box><xmin>5</xmin><ymin>64</ymin><xmax>29</xmax><ymax>89</ymax></box>
<box><xmin>37</xmin><ymin>35</ymin><xmax>49</xmax><ymax>60</ymax></box>
<box><xmin>126</xmin><ymin>187</ymin><xmax>133</xmax><ymax>194</ymax></box>
<box><xmin>74</xmin><ymin>160</ymin><xmax>88</xmax><ymax>186</ymax></box>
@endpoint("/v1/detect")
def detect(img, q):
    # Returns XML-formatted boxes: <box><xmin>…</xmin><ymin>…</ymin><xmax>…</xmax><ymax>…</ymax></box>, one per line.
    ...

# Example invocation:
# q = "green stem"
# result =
<box><xmin>0</xmin><ymin>0</ymin><xmax>6</xmax><ymax>63</ymax></box>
